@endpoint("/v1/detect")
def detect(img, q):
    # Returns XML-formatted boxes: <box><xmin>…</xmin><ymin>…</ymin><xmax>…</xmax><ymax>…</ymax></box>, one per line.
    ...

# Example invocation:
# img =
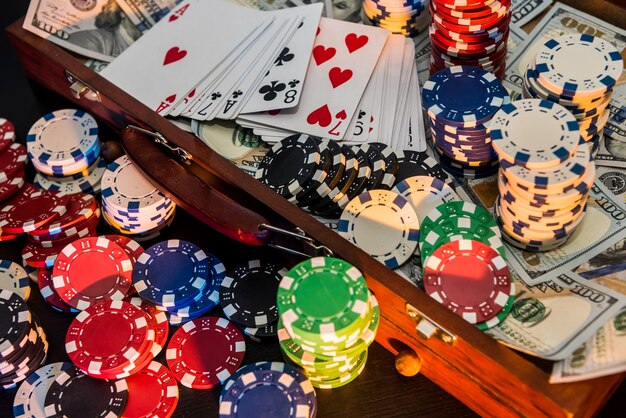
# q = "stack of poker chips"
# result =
<box><xmin>101</xmin><ymin>155</ymin><xmax>176</xmax><ymax>241</ymax></box>
<box><xmin>428</xmin><ymin>0</ymin><xmax>510</xmax><ymax>78</ymax></box>
<box><xmin>422</xmin><ymin>66</ymin><xmax>510</xmax><ymax>178</ymax></box>
<box><xmin>26</xmin><ymin>109</ymin><xmax>106</xmax><ymax>195</ymax></box>
<box><xmin>521</xmin><ymin>34</ymin><xmax>624</xmax><ymax>158</ymax></box>
<box><xmin>361</xmin><ymin>0</ymin><xmax>431</xmax><ymax>37</ymax></box>
<box><xmin>0</xmin><ymin>290</ymin><xmax>48</xmax><ymax>390</ymax></box>
<box><xmin>491</xmin><ymin>99</ymin><xmax>594</xmax><ymax>251</ymax></box>
<box><xmin>220</xmin><ymin>362</ymin><xmax>317</xmax><ymax>418</ymax></box>
<box><xmin>0</xmin><ymin>119</ymin><xmax>28</xmax><ymax>215</ymax></box>
<box><xmin>277</xmin><ymin>257</ymin><xmax>379</xmax><ymax>389</ymax></box>
<box><xmin>219</xmin><ymin>259</ymin><xmax>284</xmax><ymax>341</ymax></box>
<box><xmin>132</xmin><ymin>239</ymin><xmax>223</xmax><ymax>326</ymax></box>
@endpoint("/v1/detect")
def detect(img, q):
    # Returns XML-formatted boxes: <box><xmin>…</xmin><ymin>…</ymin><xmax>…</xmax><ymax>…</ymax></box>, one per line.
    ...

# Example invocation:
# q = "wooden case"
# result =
<box><xmin>6</xmin><ymin>9</ymin><xmax>625</xmax><ymax>417</ymax></box>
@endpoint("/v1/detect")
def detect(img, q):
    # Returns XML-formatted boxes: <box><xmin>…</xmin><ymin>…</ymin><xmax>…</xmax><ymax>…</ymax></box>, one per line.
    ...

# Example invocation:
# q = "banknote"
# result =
<box><xmin>258</xmin><ymin>0</ymin><xmax>361</xmax><ymax>22</ymax></box>
<box><xmin>510</xmin><ymin>0</ymin><xmax>552</xmax><ymax>27</ymax></box>
<box><xmin>23</xmin><ymin>0</ymin><xmax>143</xmax><ymax>61</ymax></box>
<box><xmin>551</xmin><ymin>307</ymin><xmax>626</xmax><ymax>382</ymax></box>
<box><xmin>114</xmin><ymin>0</ymin><xmax>183</xmax><ymax>31</ymax></box>
<box><xmin>84</xmin><ymin>58</ymin><xmax>109</xmax><ymax>73</ymax></box>
<box><xmin>596</xmin><ymin>166</ymin><xmax>626</xmax><ymax>205</ymax></box>
<box><xmin>486</xmin><ymin>270</ymin><xmax>625</xmax><ymax>360</ymax></box>
<box><xmin>502</xmin><ymin>2</ymin><xmax>626</xmax><ymax>154</ymax></box>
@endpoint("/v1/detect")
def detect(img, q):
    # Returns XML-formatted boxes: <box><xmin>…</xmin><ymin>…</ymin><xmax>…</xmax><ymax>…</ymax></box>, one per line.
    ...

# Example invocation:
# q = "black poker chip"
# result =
<box><xmin>44</xmin><ymin>365</ymin><xmax>129</xmax><ymax>418</ymax></box>
<box><xmin>294</xmin><ymin>142</ymin><xmax>332</xmax><ymax>205</ymax></box>
<box><xmin>0</xmin><ymin>291</ymin><xmax>31</xmax><ymax>360</ymax></box>
<box><xmin>345</xmin><ymin>146</ymin><xmax>371</xmax><ymax>199</ymax></box>
<box><xmin>219</xmin><ymin>259</ymin><xmax>286</xmax><ymax>328</ymax></box>
<box><xmin>370</xmin><ymin>142</ymin><xmax>398</xmax><ymax>189</ymax></box>
<box><xmin>393</xmin><ymin>150</ymin><xmax>451</xmax><ymax>185</ymax></box>
<box><xmin>255</xmin><ymin>134</ymin><xmax>321</xmax><ymax>198</ymax></box>
<box><xmin>318</xmin><ymin>138</ymin><xmax>346</xmax><ymax>189</ymax></box>
<box><xmin>362</xmin><ymin>144</ymin><xmax>387</xmax><ymax>191</ymax></box>
<box><xmin>240</xmin><ymin>320</ymin><xmax>279</xmax><ymax>342</ymax></box>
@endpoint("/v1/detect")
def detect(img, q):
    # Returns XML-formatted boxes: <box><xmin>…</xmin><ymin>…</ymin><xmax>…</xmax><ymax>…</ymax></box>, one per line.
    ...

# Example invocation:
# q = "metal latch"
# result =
<box><xmin>127</xmin><ymin>125</ymin><xmax>192</xmax><ymax>164</ymax></box>
<box><xmin>406</xmin><ymin>303</ymin><xmax>457</xmax><ymax>346</ymax></box>
<box><xmin>65</xmin><ymin>70</ymin><xmax>100</xmax><ymax>102</ymax></box>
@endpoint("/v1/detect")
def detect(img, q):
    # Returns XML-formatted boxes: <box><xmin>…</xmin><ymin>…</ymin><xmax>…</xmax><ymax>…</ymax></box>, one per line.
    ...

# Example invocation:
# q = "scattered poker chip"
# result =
<box><xmin>220</xmin><ymin>259</ymin><xmax>286</xmax><ymax>328</ymax></box>
<box><xmin>166</xmin><ymin>316</ymin><xmax>246</xmax><ymax>389</ymax></box>
<box><xmin>392</xmin><ymin>175</ymin><xmax>461</xmax><ymax>221</ymax></box>
<box><xmin>241</xmin><ymin>321</ymin><xmax>279</xmax><ymax>342</ymax></box>
<box><xmin>0</xmin><ymin>118</ymin><xmax>16</xmax><ymax>153</ymax></box>
<box><xmin>52</xmin><ymin>237</ymin><xmax>133</xmax><ymax>310</ymax></box>
<box><xmin>423</xmin><ymin>239</ymin><xmax>512</xmax><ymax>324</ymax></box>
<box><xmin>133</xmin><ymin>240</ymin><xmax>209</xmax><ymax>308</ymax></box>
<box><xmin>13</xmin><ymin>362</ymin><xmax>73</xmax><ymax>418</ymax></box>
<box><xmin>420</xmin><ymin>201</ymin><xmax>500</xmax><ymax>238</ymax></box>
<box><xmin>0</xmin><ymin>260</ymin><xmax>30</xmax><ymax>301</ymax></box>
<box><xmin>0</xmin><ymin>188</ymin><xmax>68</xmax><ymax>234</ymax></box>
<box><xmin>65</xmin><ymin>300</ymin><xmax>151</xmax><ymax>377</ymax></box>
<box><xmin>338</xmin><ymin>190</ymin><xmax>420</xmax><ymax>268</ymax></box>
<box><xmin>26</xmin><ymin>207</ymin><xmax>100</xmax><ymax>243</ymax></box>
<box><xmin>370</xmin><ymin>142</ymin><xmax>399</xmax><ymax>184</ymax></box>
<box><xmin>21</xmin><ymin>242</ymin><xmax>65</xmax><ymax>269</ymax></box>
<box><xmin>37</xmin><ymin>269</ymin><xmax>78</xmax><ymax>313</ymax></box>
<box><xmin>29</xmin><ymin>193</ymin><xmax>98</xmax><ymax>236</ymax></box>
<box><xmin>0</xmin><ymin>143</ymin><xmax>28</xmax><ymax>183</ymax></box>
<box><xmin>361</xmin><ymin>144</ymin><xmax>388</xmax><ymax>191</ymax></box>
<box><xmin>0</xmin><ymin>172</ymin><xmax>26</xmax><ymax>207</ymax></box>
<box><xmin>122</xmin><ymin>361</ymin><xmax>179</xmax><ymax>418</ymax></box>
<box><xmin>23</xmin><ymin>265</ymin><xmax>38</xmax><ymax>283</ymax></box>
<box><xmin>475</xmin><ymin>273</ymin><xmax>515</xmax><ymax>331</ymax></box>
<box><xmin>43</xmin><ymin>365</ymin><xmax>129</xmax><ymax>417</ymax></box>
<box><xmin>104</xmin><ymin>234</ymin><xmax>144</xmax><ymax>265</ymax></box>
<box><xmin>394</xmin><ymin>151</ymin><xmax>450</xmax><ymax>185</ymax></box>
<box><xmin>126</xmin><ymin>297</ymin><xmax>169</xmax><ymax>357</ymax></box>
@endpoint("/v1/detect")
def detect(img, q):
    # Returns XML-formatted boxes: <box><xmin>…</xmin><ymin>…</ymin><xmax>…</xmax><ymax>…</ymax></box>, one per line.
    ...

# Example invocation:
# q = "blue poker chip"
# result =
<box><xmin>13</xmin><ymin>362</ymin><xmax>73</xmax><ymax>418</ymax></box>
<box><xmin>423</xmin><ymin>66</ymin><xmax>510</xmax><ymax>127</ymax></box>
<box><xmin>219</xmin><ymin>364</ymin><xmax>314</xmax><ymax>418</ymax></box>
<box><xmin>132</xmin><ymin>240</ymin><xmax>209</xmax><ymax>308</ymax></box>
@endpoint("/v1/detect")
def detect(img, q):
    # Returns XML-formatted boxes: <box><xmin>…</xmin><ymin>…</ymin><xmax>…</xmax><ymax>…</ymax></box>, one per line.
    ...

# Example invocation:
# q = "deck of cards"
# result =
<box><xmin>102</xmin><ymin>0</ymin><xmax>426</xmax><ymax>151</ymax></box>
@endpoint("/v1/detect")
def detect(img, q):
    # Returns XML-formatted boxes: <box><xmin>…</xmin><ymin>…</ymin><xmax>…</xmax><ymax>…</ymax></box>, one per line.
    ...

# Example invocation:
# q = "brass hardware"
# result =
<box><xmin>406</xmin><ymin>303</ymin><xmax>457</xmax><ymax>346</ymax></box>
<box><xmin>65</xmin><ymin>70</ymin><xmax>100</xmax><ymax>102</ymax></box>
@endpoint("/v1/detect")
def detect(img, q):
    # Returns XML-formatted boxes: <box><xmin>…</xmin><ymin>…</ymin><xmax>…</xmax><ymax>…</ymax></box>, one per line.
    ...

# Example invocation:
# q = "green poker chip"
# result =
<box><xmin>420</xmin><ymin>201</ymin><xmax>500</xmax><ymax>238</ymax></box>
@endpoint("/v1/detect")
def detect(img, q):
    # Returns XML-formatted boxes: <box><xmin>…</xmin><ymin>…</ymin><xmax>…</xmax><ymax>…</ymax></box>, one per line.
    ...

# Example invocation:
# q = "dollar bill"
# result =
<box><xmin>84</xmin><ymin>58</ymin><xmax>109</xmax><ymax>73</ymax></box>
<box><xmin>510</xmin><ymin>0</ymin><xmax>553</xmax><ymax>27</ymax></box>
<box><xmin>114</xmin><ymin>0</ymin><xmax>183</xmax><ymax>32</ymax></box>
<box><xmin>503</xmin><ymin>2</ymin><xmax>626</xmax><ymax>158</ymax></box>
<box><xmin>596</xmin><ymin>166</ymin><xmax>626</xmax><ymax>205</ymax></box>
<box><xmin>551</xmin><ymin>307</ymin><xmax>626</xmax><ymax>382</ymax></box>
<box><xmin>486</xmin><ymin>270</ymin><xmax>625</xmax><ymax>360</ymax></box>
<box><xmin>258</xmin><ymin>0</ymin><xmax>361</xmax><ymax>22</ymax></box>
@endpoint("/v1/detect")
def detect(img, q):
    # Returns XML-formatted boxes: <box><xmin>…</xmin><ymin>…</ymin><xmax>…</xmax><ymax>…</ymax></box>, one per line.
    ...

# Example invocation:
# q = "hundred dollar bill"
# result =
<box><xmin>458</xmin><ymin>179</ymin><xmax>626</xmax><ymax>287</ymax></box>
<box><xmin>114</xmin><ymin>0</ymin><xmax>183</xmax><ymax>32</ymax></box>
<box><xmin>84</xmin><ymin>58</ymin><xmax>109</xmax><ymax>72</ymax></box>
<box><xmin>503</xmin><ymin>2</ymin><xmax>626</xmax><ymax>155</ymax></box>
<box><xmin>486</xmin><ymin>270</ymin><xmax>625</xmax><ymax>360</ymax></box>
<box><xmin>510</xmin><ymin>0</ymin><xmax>552</xmax><ymax>27</ymax></box>
<box><xmin>551</xmin><ymin>307</ymin><xmax>626</xmax><ymax>382</ymax></box>
<box><xmin>596</xmin><ymin>166</ymin><xmax>626</xmax><ymax>205</ymax></box>
<box><xmin>258</xmin><ymin>0</ymin><xmax>361</xmax><ymax>22</ymax></box>
<box><xmin>24</xmin><ymin>0</ymin><xmax>143</xmax><ymax>62</ymax></box>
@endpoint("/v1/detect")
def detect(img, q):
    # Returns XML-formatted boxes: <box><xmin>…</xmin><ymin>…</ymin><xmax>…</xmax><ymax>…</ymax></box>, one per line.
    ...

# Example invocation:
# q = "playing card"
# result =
<box><xmin>389</xmin><ymin>40</ymin><xmax>416</xmax><ymax>149</ymax></box>
<box><xmin>237</xmin><ymin>17</ymin><xmax>389</xmax><ymax>140</ymax></box>
<box><xmin>378</xmin><ymin>35</ymin><xmax>406</xmax><ymax>145</ymax></box>
<box><xmin>240</xmin><ymin>3</ymin><xmax>323</xmax><ymax>114</ymax></box>
<box><xmin>101</xmin><ymin>0</ymin><xmax>271</xmax><ymax>115</ymax></box>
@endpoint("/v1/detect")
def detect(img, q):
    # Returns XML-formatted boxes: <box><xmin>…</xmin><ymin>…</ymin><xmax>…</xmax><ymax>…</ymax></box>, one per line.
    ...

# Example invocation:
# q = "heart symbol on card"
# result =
<box><xmin>169</xmin><ymin>14</ymin><xmax>179</xmax><ymax>22</ymax></box>
<box><xmin>307</xmin><ymin>105</ymin><xmax>332</xmax><ymax>127</ymax></box>
<box><xmin>328</xmin><ymin>67</ymin><xmax>353</xmax><ymax>88</ymax></box>
<box><xmin>345</xmin><ymin>33</ymin><xmax>368</xmax><ymax>53</ymax></box>
<box><xmin>165</xmin><ymin>94</ymin><xmax>177</xmax><ymax>103</ymax></box>
<box><xmin>335</xmin><ymin>110</ymin><xmax>347</xmax><ymax>120</ymax></box>
<box><xmin>163</xmin><ymin>47</ymin><xmax>187</xmax><ymax>66</ymax></box>
<box><xmin>312</xmin><ymin>45</ymin><xmax>336</xmax><ymax>66</ymax></box>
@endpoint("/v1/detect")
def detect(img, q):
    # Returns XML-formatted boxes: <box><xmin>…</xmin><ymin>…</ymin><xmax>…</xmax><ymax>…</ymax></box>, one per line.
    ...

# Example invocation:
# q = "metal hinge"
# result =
<box><xmin>65</xmin><ymin>70</ymin><xmax>100</xmax><ymax>102</ymax></box>
<box><xmin>406</xmin><ymin>303</ymin><xmax>457</xmax><ymax>346</ymax></box>
<box><xmin>127</xmin><ymin>125</ymin><xmax>192</xmax><ymax>164</ymax></box>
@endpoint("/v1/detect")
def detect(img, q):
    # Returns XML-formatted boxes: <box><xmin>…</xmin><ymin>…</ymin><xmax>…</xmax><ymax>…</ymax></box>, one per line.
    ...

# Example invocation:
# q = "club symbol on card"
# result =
<box><xmin>259</xmin><ymin>81</ymin><xmax>286</xmax><ymax>102</ymax></box>
<box><xmin>288</xmin><ymin>80</ymin><xmax>300</xmax><ymax>88</ymax></box>
<box><xmin>211</xmin><ymin>92</ymin><xmax>222</xmax><ymax>100</ymax></box>
<box><xmin>307</xmin><ymin>105</ymin><xmax>332</xmax><ymax>127</ymax></box>
<box><xmin>232</xmin><ymin>90</ymin><xmax>243</xmax><ymax>98</ymax></box>
<box><xmin>274</xmin><ymin>48</ymin><xmax>294</xmax><ymax>66</ymax></box>
<box><xmin>345</xmin><ymin>33</ymin><xmax>368</xmax><ymax>53</ymax></box>
<box><xmin>163</xmin><ymin>46</ymin><xmax>187</xmax><ymax>66</ymax></box>
<box><xmin>328</xmin><ymin>67</ymin><xmax>353</xmax><ymax>88</ymax></box>
<box><xmin>358</xmin><ymin>111</ymin><xmax>365</xmax><ymax>119</ymax></box>
<box><xmin>312</xmin><ymin>45</ymin><xmax>336</xmax><ymax>66</ymax></box>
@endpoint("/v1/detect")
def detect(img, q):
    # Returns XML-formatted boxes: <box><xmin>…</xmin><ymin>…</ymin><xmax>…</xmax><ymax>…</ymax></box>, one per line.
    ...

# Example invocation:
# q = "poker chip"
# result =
<box><xmin>166</xmin><ymin>316</ymin><xmax>246</xmax><ymax>389</ymax></box>
<box><xmin>133</xmin><ymin>239</ymin><xmax>210</xmax><ymax>308</ymax></box>
<box><xmin>392</xmin><ymin>175</ymin><xmax>461</xmax><ymax>222</ymax></box>
<box><xmin>220</xmin><ymin>259</ymin><xmax>285</xmax><ymax>328</ymax></box>
<box><xmin>29</xmin><ymin>192</ymin><xmax>98</xmax><ymax>236</ymax></box>
<box><xmin>0</xmin><ymin>260</ymin><xmax>30</xmax><ymax>301</ymax></box>
<box><xmin>394</xmin><ymin>151</ymin><xmax>450</xmax><ymax>185</ymax></box>
<box><xmin>26</xmin><ymin>207</ymin><xmax>100</xmax><ymax>244</ymax></box>
<box><xmin>126</xmin><ymin>297</ymin><xmax>169</xmax><ymax>357</ymax></box>
<box><xmin>122</xmin><ymin>361</ymin><xmax>179</xmax><ymax>418</ymax></box>
<box><xmin>52</xmin><ymin>237</ymin><xmax>133</xmax><ymax>310</ymax></box>
<box><xmin>13</xmin><ymin>362</ymin><xmax>73</xmax><ymax>418</ymax></box>
<box><xmin>43</xmin><ymin>365</ymin><xmax>129</xmax><ymax>417</ymax></box>
<box><xmin>423</xmin><ymin>239</ymin><xmax>512</xmax><ymax>324</ymax></box>
<box><xmin>0</xmin><ymin>172</ymin><xmax>26</xmax><ymax>205</ymax></box>
<box><xmin>0</xmin><ymin>143</ymin><xmax>28</xmax><ymax>183</ymax></box>
<box><xmin>241</xmin><ymin>321</ymin><xmax>279</xmax><ymax>342</ymax></box>
<box><xmin>21</xmin><ymin>242</ymin><xmax>65</xmax><ymax>269</ymax></box>
<box><xmin>37</xmin><ymin>269</ymin><xmax>78</xmax><ymax>313</ymax></box>
<box><xmin>362</xmin><ymin>0</ymin><xmax>430</xmax><ymax>36</ymax></box>
<box><xmin>0</xmin><ymin>188</ymin><xmax>68</xmax><ymax>234</ymax></box>
<box><xmin>34</xmin><ymin>156</ymin><xmax>107</xmax><ymax>194</ymax></box>
<box><xmin>338</xmin><ymin>190</ymin><xmax>420</xmax><ymax>268</ymax></box>
<box><xmin>0</xmin><ymin>290</ymin><xmax>31</xmax><ymax>358</ymax></box>
<box><xmin>0</xmin><ymin>118</ymin><xmax>15</xmax><ymax>153</ymax></box>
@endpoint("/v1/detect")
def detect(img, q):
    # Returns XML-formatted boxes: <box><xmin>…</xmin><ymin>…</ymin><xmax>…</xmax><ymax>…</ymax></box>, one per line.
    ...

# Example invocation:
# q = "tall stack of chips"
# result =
<box><xmin>422</xmin><ymin>66</ymin><xmax>510</xmax><ymax>178</ymax></box>
<box><xmin>0</xmin><ymin>119</ymin><xmax>28</xmax><ymax>218</ymax></box>
<box><xmin>361</xmin><ymin>0</ymin><xmax>431</xmax><ymax>36</ymax></box>
<box><xmin>277</xmin><ymin>257</ymin><xmax>379</xmax><ymax>389</ymax></box>
<box><xmin>521</xmin><ymin>34</ymin><xmax>624</xmax><ymax>158</ymax></box>
<box><xmin>428</xmin><ymin>0</ymin><xmax>511</xmax><ymax>77</ymax></box>
<box><xmin>101</xmin><ymin>155</ymin><xmax>176</xmax><ymax>240</ymax></box>
<box><xmin>26</xmin><ymin>109</ymin><xmax>106</xmax><ymax>194</ymax></box>
<box><xmin>491</xmin><ymin>99</ymin><xmax>594</xmax><ymax>251</ymax></box>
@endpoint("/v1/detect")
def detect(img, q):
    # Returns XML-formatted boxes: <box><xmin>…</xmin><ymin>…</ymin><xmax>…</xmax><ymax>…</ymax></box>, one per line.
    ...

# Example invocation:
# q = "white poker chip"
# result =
<box><xmin>34</xmin><ymin>157</ymin><xmax>107</xmax><ymax>194</ymax></box>
<box><xmin>13</xmin><ymin>362</ymin><xmax>73</xmax><ymax>418</ymax></box>
<box><xmin>392</xmin><ymin>175</ymin><xmax>461</xmax><ymax>222</ymax></box>
<box><xmin>338</xmin><ymin>190</ymin><xmax>420</xmax><ymax>269</ymax></box>
<box><xmin>490</xmin><ymin>99</ymin><xmax>580</xmax><ymax>169</ymax></box>
<box><xmin>0</xmin><ymin>260</ymin><xmax>30</xmax><ymax>301</ymax></box>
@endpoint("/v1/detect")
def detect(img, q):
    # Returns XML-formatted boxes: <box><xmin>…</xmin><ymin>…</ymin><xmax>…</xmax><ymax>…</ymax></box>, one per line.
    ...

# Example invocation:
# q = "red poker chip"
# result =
<box><xmin>432</xmin><ymin>0</ymin><xmax>510</xmax><ymax>18</ymax></box>
<box><xmin>122</xmin><ymin>361</ymin><xmax>179</xmax><ymax>418</ymax></box>
<box><xmin>21</xmin><ymin>241</ymin><xmax>65</xmax><ymax>269</ymax></box>
<box><xmin>0</xmin><ymin>171</ymin><xmax>26</xmax><ymax>204</ymax></box>
<box><xmin>429</xmin><ymin>26</ymin><xmax>506</xmax><ymax>52</ymax></box>
<box><xmin>104</xmin><ymin>234</ymin><xmax>144</xmax><ymax>265</ymax></box>
<box><xmin>0</xmin><ymin>229</ymin><xmax>18</xmax><ymax>242</ymax></box>
<box><xmin>28</xmin><ymin>193</ymin><xmax>98</xmax><ymax>236</ymax></box>
<box><xmin>166</xmin><ymin>316</ymin><xmax>245</xmax><ymax>389</ymax></box>
<box><xmin>423</xmin><ymin>239</ymin><xmax>512</xmax><ymax>324</ymax></box>
<box><xmin>432</xmin><ymin>1</ymin><xmax>509</xmax><ymax>26</ymax></box>
<box><xmin>434</xmin><ymin>0</ymin><xmax>499</xmax><ymax>11</ymax></box>
<box><xmin>52</xmin><ymin>237</ymin><xmax>133</xmax><ymax>310</ymax></box>
<box><xmin>430</xmin><ymin>29</ymin><xmax>509</xmax><ymax>57</ymax></box>
<box><xmin>0</xmin><ymin>118</ymin><xmax>15</xmax><ymax>154</ymax></box>
<box><xmin>28</xmin><ymin>207</ymin><xmax>100</xmax><ymax>243</ymax></box>
<box><xmin>127</xmin><ymin>297</ymin><xmax>169</xmax><ymax>357</ymax></box>
<box><xmin>430</xmin><ymin>34</ymin><xmax>508</xmax><ymax>59</ymax></box>
<box><xmin>37</xmin><ymin>269</ymin><xmax>78</xmax><ymax>313</ymax></box>
<box><xmin>65</xmin><ymin>300</ymin><xmax>152</xmax><ymax>377</ymax></box>
<box><xmin>431</xmin><ymin>8</ymin><xmax>511</xmax><ymax>34</ymax></box>
<box><xmin>0</xmin><ymin>188</ymin><xmax>68</xmax><ymax>233</ymax></box>
<box><xmin>29</xmin><ymin>224</ymin><xmax>97</xmax><ymax>249</ymax></box>
<box><xmin>431</xmin><ymin>16</ymin><xmax>510</xmax><ymax>42</ymax></box>
<box><xmin>0</xmin><ymin>143</ymin><xmax>28</xmax><ymax>182</ymax></box>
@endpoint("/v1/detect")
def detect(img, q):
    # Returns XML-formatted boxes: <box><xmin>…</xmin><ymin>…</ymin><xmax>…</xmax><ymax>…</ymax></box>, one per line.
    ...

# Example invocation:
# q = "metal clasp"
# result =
<box><xmin>406</xmin><ymin>303</ymin><xmax>457</xmax><ymax>346</ymax></box>
<box><xmin>65</xmin><ymin>70</ymin><xmax>100</xmax><ymax>102</ymax></box>
<box><xmin>127</xmin><ymin>125</ymin><xmax>192</xmax><ymax>164</ymax></box>
<box><xmin>260</xmin><ymin>224</ymin><xmax>333</xmax><ymax>258</ymax></box>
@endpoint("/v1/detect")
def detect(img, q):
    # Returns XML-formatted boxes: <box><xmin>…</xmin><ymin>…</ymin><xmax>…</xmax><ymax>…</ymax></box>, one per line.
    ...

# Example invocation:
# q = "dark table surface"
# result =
<box><xmin>1</xmin><ymin>1</ymin><xmax>625</xmax><ymax>417</ymax></box>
